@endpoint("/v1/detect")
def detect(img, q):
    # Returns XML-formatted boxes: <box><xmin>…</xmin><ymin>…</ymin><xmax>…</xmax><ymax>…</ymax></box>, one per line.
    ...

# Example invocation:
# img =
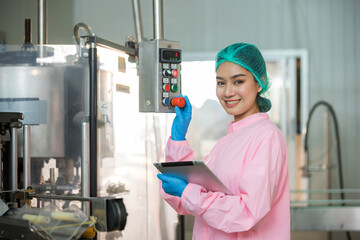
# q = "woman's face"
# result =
<box><xmin>216</xmin><ymin>61</ymin><xmax>261</xmax><ymax>122</ymax></box>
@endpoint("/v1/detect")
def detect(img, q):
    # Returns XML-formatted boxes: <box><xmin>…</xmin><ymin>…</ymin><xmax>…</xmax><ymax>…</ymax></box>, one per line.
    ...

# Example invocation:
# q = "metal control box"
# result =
<box><xmin>139</xmin><ymin>39</ymin><xmax>181</xmax><ymax>113</ymax></box>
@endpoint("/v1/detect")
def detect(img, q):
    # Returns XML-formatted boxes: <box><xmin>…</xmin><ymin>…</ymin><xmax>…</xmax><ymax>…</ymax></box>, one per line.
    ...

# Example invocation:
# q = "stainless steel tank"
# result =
<box><xmin>0</xmin><ymin>45</ymin><xmax>114</xmax><ymax>187</ymax></box>
<box><xmin>0</xmin><ymin>63</ymin><xmax>91</xmax><ymax>158</ymax></box>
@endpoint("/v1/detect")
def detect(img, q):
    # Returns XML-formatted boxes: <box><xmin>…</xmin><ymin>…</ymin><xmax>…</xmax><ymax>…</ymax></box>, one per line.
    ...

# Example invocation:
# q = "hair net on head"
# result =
<box><xmin>215</xmin><ymin>43</ymin><xmax>271</xmax><ymax>112</ymax></box>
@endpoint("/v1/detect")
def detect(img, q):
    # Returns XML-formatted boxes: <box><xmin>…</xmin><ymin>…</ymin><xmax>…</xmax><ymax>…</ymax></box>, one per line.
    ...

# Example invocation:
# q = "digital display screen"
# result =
<box><xmin>160</xmin><ymin>49</ymin><xmax>181</xmax><ymax>63</ymax></box>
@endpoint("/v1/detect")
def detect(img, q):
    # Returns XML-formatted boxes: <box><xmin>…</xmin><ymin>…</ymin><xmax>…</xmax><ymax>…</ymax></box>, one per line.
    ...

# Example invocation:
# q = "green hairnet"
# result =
<box><xmin>215</xmin><ymin>43</ymin><xmax>271</xmax><ymax>112</ymax></box>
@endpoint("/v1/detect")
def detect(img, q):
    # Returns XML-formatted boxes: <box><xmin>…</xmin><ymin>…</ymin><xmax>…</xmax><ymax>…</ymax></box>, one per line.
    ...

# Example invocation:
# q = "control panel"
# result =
<box><xmin>139</xmin><ymin>40</ymin><xmax>183</xmax><ymax>113</ymax></box>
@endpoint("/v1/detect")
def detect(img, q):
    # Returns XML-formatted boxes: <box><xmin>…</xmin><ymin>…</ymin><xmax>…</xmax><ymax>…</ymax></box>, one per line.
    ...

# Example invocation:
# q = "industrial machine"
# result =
<box><xmin>0</xmin><ymin>0</ymin><xmax>183</xmax><ymax>239</ymax></box>
<box><xmin>0</xmin><ymin>34</ymin><xmax>130</xmax><ymax>239</ymax></box>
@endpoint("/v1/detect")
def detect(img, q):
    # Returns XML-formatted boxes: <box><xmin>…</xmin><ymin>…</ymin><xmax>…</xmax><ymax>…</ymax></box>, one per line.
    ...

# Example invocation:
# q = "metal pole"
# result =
<box><xmin>324</xmin><ymin>110</ymin><xmax>332</xmax><ymax>240</ymax></box>
<box><xmin>10</xmin><ymin>127</ymin><xmax>18</xmax><ymax>190</ymax></box>
<box><xmin>23</xmin><ymin>125</ymin><xmax>31</xmax><ymax>189</ymax></box>
<box><xmin>324</xmin><ymin>111</ymin><xmax>331</xmax><ymax>200</ymax></box>
<box><xmin>37</xmin><ymin>0</ymin><xmax>47</xmax><ymax>44</ymax></box>
<box><xmin>38</xmin><ymin>0</ymin><xmax>47</xmax><ymax>61</ymax></box>
<box><xmin>132</xmin><ymin>0</ymin><xmax>144</xmax><ymax>42</ymax></box>
<box><xmin>24</xmin><ymin>19</ymin><xmax>32</xmax><ymax>44</ymax></box>
<box><xmin>153</xmin><ymin>0</ymin><xmax>164</xmax><ymax>40</ymax></box>
<box><xmin>50</xmin><ymin>168</ymin><xmax>55</xmax><ymax>185</ymax></box>
<box><xmin>81</xmin><ymin>121</ymin><xmax>90</xmax><ymax>214</ymax></box>
<box><xmin>0</xmin><ymin>135</ymin><xmax>2</xmax><ymax>190</ymax></box>
<box><xmin>89</xmin><ymin>41</ymin><xmax>98</xmax><ymax>198</ymax></box>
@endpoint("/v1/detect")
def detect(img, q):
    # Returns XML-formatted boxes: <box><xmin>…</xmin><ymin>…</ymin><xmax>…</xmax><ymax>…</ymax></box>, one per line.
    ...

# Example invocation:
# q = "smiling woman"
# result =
<box><xmin>158</xmin><ymin>42</ymin><xmax>290</xmax><ymax>240</ymax></box>
<box><xmin>216</xmin><ymin>62</ymin><xmax>262</xmax><ymax>122</ymax></box>
<box><xmin>215</xmin><ymin>42</ymin><xmax>271</xmax><ymax>113</ymax></box>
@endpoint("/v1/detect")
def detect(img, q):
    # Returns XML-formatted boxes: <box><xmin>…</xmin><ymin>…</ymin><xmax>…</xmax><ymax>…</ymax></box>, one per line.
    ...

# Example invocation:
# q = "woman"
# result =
<box><xmin>157</xmin><ymin>43</ymin><xmax>290</xmax><ymax>240</ymax></box>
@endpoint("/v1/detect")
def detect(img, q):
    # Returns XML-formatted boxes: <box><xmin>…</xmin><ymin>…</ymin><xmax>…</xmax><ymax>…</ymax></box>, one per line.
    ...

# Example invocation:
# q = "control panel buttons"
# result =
<box><xmin>162</xmin><ymin>69</ymin><xmax>171</xmax><ymax>77</ymax></box>
<box><xmin>171</xmin><ymin>97</ymin><xmax>186</xmax><ymax>108</ymax></box>
<box><xmin>162</xmin><ymin>69</ymin><xmax>178</xmax><ymax>78</ymax></box>
<box><xmin>159</xmin><ymin>49</ymin><xmax>181</xmax><ymax>110</ymax></box>
<box><xmin>162</xmin><ymin>98</ymin><xmax>170</xmax><ymax>106</ymax></box>
<box><xmin>139</xmin><ymin>45</ymin><xmax>181</xmax><ymax>113</ymax></box>
<box><xmin>171</xmin><ymin>84</ymin><xmax>178</xmax><ymax>92</ymax></box>
<box><xmin>162</xmin><ymin>84</ymin><xmax>170</xmax><ymax>92</ymax></box>
<box><xmin>171</xmin><ymin>69</ymin><xmax>178</xmax><ymax>77</ymax></box>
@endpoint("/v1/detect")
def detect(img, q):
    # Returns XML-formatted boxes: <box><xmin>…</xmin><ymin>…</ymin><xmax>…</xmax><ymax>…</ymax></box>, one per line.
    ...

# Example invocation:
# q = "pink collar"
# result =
<box><xmin>226</xmin><ymin>113</ymin><xmax>269</xmax><ymax>133</ymax></box>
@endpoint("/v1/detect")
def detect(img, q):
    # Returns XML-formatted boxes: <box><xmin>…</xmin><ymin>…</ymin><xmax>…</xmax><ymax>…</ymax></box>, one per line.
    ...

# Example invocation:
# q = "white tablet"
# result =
<box><xmin>154</xmin><ymin>160</ymin><xmax>233</xmax><ymax>195</ymax></box>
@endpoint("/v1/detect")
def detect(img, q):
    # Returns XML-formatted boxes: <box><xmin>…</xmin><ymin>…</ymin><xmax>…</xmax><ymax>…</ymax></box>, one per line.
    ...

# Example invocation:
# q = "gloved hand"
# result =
<box><xmin>171</xmin><ymin>95</ymin><xmax>192</xmax><ymax>141</ymax></box>
<box><xmin>157</xmin><ymin>174</ymin><xmax>188</xmax><ymax>197</ymax></box>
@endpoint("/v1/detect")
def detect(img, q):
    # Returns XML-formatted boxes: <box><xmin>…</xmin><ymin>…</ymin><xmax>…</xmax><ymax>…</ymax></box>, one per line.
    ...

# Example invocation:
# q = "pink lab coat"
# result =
<box><xmin>160</xmin><ymin>113</ymin><xmax>290</xmax><ymax>240</ymax></box>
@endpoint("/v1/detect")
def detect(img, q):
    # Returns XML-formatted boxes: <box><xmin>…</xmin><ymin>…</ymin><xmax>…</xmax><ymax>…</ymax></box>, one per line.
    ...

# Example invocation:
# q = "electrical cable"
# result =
<box><xmin>304</xmin><ymin>101</ymin><xmax>351</xmax><ymax>240</ymax></box>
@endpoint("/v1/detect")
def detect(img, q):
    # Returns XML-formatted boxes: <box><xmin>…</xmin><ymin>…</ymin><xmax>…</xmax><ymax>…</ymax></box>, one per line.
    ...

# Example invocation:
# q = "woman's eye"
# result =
<box><xmin>217</xmin><ymin>81</ymin><xmax>225</xmax><ymax>86</ymax></box>
<box><xmin>235</xmin><ymin>80</ymin><xmax>244</xmax><ymax>84</ymax></box>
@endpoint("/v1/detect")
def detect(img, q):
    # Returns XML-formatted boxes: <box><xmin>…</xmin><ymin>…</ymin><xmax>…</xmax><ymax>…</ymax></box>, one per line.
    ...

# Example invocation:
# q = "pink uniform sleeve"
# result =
<box><xmin>159</xmin><ymin>137</ymin><xmax>196</xmax><ymax>215</ymax></box>
<box><xmin>164</xmin><ymin>137</ymin><xmax>194</xmax><ymax>163</ymax></box>
<box><xmin>179</xmin><ymin>134</ymin><xmax>287</xmax><ymax>233</ymax></box>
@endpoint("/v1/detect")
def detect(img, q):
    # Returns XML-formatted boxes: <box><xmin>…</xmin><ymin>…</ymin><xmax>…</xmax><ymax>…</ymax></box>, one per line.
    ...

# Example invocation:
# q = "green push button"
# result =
<box><xmin>171</xmin><ymin>84</ymin><xmax>178</xmax><ymax>92</ymax></box>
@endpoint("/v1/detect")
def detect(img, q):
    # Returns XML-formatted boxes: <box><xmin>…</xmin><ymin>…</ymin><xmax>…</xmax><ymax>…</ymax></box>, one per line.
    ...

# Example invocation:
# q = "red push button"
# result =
<box><xmin>163</xmin><ymin>84</ymin><xmax>170</xmax><ymax>92</ymax></box>
<box><xmin>171</xmin><ymin>69</ymin><xmax>178</xmax><ymax>77</ymax></box>
<box><xmin>171</xmin><ymin>96</ymin><xmax>186</xmax><ymax>108</ymax></box>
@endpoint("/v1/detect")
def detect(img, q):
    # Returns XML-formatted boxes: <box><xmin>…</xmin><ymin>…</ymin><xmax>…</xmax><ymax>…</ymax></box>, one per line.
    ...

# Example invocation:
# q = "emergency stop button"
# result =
<box><xmin>171</xmin><ymin>97</ymin><xmax>186</xmax><ymax>108</ymax></box>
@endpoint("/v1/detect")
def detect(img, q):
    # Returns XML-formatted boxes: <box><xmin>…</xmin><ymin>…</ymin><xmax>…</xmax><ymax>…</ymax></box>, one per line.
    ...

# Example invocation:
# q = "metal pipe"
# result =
<box><xmin>24</xmin><ymin>19</ymin><xmax>32</xmax><ymax>44</ymax></box>
<box><xmin>89</xmin><ymin>41</ymin><xmax>98</xmax><ymax>198</ymax></box>
<box><xmin>49</xmin><ymin>168</ymin><xmax>55</xmax><ymax>185</ymax></box>
<box><xmin>38</xmin><ymin>0</ymin><xmax>47</xmax><ymax>61</ymax></box>
<box><xmin>324</xmin><ymin>110</ymin><xmax>331</xmax><ymax>201</ymax></box>
<box><xmin>23</xmin><ymin>125</ymin><xmax>31</xmax><ymax>189</ymax></box>
<box><xmin>153</xmin><ymin>0</ymin><xmax>164</xmax><ymax>39</ymax></box>
<box><xmin>291</xmin><ymin>189</ymin><xmax>360</xmax><ymax>194</ymax></box>
<box><xmin>0</xmin><ymin>135</ymin><xmax>2</xmax><ymax>190</ymax></box>
<box><xmin>132</xmin><ymin>0</ymin><xmax>144</xmax><ymax>42</ymax></box>
<box><xmin>81</xmin><ymin>121</ymin><xmax>90</xmax><ymax>214</ymax></box>
<box><xmin>10</xmin><ymin>127</ymin><xmax>18</xmax><ymax>190</ymax></box>
<box><xmin>324</xmin><ymin>112</ymin><xmax>332</xmax><ymax>240</ymax></box>
<box><xmin>37</xmin><ymin>0</ymin><xmax>47</xmax><ymax>44</ymax></box>
<box><xmin>73</xmin><ymin>22</ymin><xmax>92</xmax><ymax>45</ymax></box>
<box><xmin>81</xmin><ymin>121</ymin><xmax>90</xmax><ymax>197</ymax></box>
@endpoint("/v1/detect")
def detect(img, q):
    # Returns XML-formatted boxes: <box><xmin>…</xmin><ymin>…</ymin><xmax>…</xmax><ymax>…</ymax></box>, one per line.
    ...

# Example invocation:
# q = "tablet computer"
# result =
<box><xmin>154</xmin><ymin>160</ymin><xmax>232</xmax><ymax>195</ymax></box>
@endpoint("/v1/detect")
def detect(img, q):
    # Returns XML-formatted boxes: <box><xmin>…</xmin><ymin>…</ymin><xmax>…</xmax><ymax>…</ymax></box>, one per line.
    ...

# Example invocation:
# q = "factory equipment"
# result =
<box><xmin>138</xmin><ymin>40</ymin><xmax>183</xmax><ymax>113</ymax></box>
<box><xmin>0</xmin><ymin>190</ymin><xmax>126</xmax><ymax>239</ymax></box>
<box><xmin>0</xmin><ymin>35</ymin><xmax>130</xmax><ymax>238</ymax></box>
<box><xmin>136</xmin><ymin>0</ymin><xmax>183</xmax><ymax>113</ymax></box>
<box><xmin>0</xmin><ymin>0</ymin><xmax>183</xmax><ymax>239</ymax></box>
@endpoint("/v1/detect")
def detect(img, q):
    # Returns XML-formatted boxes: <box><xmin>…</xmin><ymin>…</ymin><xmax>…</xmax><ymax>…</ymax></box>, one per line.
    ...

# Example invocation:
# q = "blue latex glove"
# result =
<box><xmin>157</xmin><ymin>174</ymin><xmax>188</xmax><ymax>197</ymax></box>
<box><xmin>171</xmin><ymin>95</ymin><xmax>192</xmax><ymax>141</ymax></box>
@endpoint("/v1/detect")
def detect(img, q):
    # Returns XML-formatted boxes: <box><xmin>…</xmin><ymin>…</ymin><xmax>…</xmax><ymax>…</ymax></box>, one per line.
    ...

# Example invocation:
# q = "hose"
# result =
<box><xmin>304</xmin><ymin>101</ymin><xmax>351</xmax><ymax>240</ymax></box>
<box><xmin>73</xmin><ymin>22</ymin><xmax>93</xmax><ymax>45</ymax></box>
